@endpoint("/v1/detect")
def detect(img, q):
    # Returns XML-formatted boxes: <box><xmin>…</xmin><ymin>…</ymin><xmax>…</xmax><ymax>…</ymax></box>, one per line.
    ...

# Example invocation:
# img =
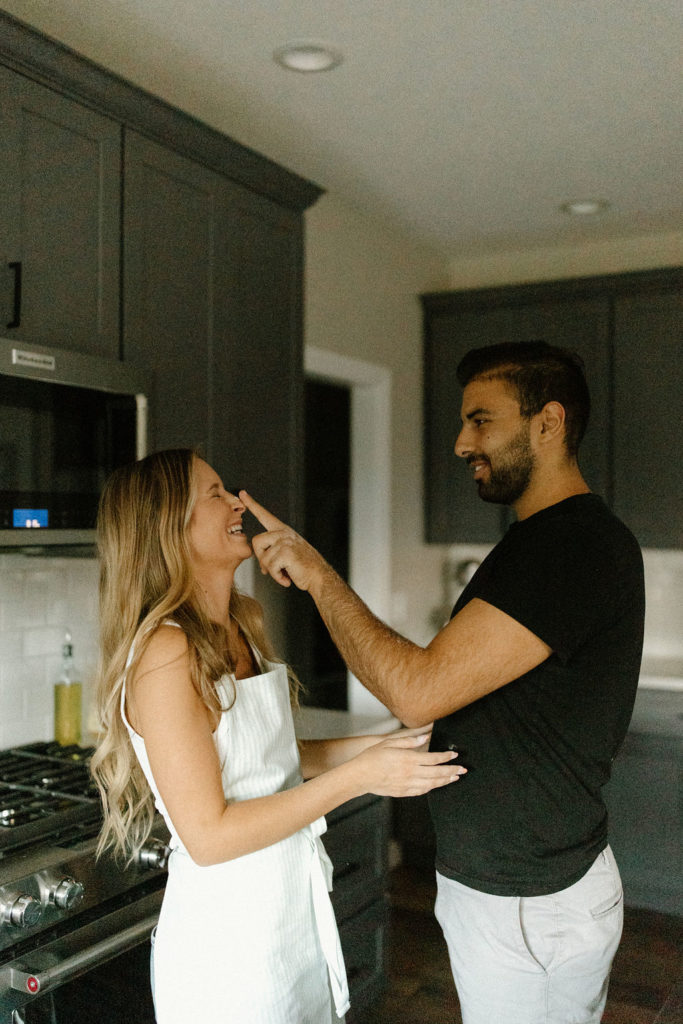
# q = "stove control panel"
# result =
<box><xmin>49</xmin><ymin>876</ymin><xmax>85</xmax><ymax>911</ymax></box>
<box><xmin>137</xmin><ymin>839</ymin><xmax>170</xmax><ymax>872</ymax></box>
<box><xmin>0</xmin><ymin>892</ymin><xmax>43</xmax><ymax>929</ymax></box>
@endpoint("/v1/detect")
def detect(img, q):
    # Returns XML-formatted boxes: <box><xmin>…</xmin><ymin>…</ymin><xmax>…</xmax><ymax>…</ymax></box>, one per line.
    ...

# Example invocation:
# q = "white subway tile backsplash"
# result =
<box><xmin>0</xmin><ymin>674</ymin><xmax>24</xmax><ymax>720</ymax></box>
<box><xmin>0</xmin><ymin>631</ymin><xmax>23</xmax><ymax>660</ymax></box>
<box><xmin>0</xmin><ymin>555</ymin><xmax>99</xmax><ymax>744</ymax></box>
<box><xmin>23</xmin><ymin>625</ymin><xmax>66</xmax><ymax>659</ymax></box>
<box><xmin>642</xmin><ymin>548</ymin><xmax>683</xmax><ymax>663</ymax></box>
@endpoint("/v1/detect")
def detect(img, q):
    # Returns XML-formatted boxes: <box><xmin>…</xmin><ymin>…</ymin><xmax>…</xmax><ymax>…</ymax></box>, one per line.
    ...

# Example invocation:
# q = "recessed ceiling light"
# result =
<box><xmin>273</xmin><ymin>40</ymin><xmax>343</xmax><ymax>73</ymax></box>
<box><xmin>560</xmin><ymin>199</ymin><xmax>610</xmax><ymax>216</ymax></box>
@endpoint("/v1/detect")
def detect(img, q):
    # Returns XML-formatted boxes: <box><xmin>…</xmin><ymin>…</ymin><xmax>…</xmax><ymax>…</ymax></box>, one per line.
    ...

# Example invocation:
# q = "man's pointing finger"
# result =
<box><xmin>238</xmin><ymin>491</ymin><xmax>285</xmax><ymax>532</ymax></box>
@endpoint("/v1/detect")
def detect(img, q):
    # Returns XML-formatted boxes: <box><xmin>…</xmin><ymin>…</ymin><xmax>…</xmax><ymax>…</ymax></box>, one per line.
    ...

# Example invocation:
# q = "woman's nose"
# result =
<box><xmin>226</xmin><ymin>491</ymin><xmax>245</xmax><ymax>510</ymax></box>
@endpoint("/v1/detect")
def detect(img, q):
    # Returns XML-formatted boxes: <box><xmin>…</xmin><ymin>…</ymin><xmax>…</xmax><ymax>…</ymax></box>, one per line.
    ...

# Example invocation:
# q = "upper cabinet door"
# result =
<box><xmin>424</xmin><ymin>296</ymin><xmax>611</xmax><ymax>544</ymax></box>
<box><xmin>212</xmin><ymin>184</ymin><xmax>304</xmax><ymax>529</ymax></box>
<box><xmin>613</xmin><ymin>288</ymin><xmax>683</xmax><ymax>549</ymax></box>
<box><xmin>0</xmin><ymin>67</ymin><xmax>121</xmax><ymax>357</ymax></box>
<box><xmin>123</xmin><ymin>131</ymin><xmax>222</xmax><ymax>455</ymax></box>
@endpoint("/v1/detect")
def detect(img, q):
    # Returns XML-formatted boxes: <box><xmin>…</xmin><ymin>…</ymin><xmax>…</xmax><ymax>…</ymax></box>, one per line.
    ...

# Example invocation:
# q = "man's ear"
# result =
<box><xmin>537</xmin><ymin>401</ymin><xmax>566</xmax><ymax>444</ymax></box>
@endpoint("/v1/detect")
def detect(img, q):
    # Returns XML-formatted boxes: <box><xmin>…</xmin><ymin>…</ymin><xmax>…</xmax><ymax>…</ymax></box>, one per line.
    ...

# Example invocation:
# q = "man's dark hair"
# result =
<box><xmin>456</xmin><ymin>341</ymin><xmax>590</xmax><ymax>457</ymax></box>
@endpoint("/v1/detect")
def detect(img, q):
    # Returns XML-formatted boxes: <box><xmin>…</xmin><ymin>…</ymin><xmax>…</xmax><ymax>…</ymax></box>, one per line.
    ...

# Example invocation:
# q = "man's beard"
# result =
<box><xmin>470</xmin><ymin>425</ymin><xmax>535</xmax><ymax>506</ymax></box>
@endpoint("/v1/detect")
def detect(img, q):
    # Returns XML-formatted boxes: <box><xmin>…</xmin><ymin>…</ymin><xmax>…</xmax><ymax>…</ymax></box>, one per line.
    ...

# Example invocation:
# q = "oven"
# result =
<box><xmin>0</xmin><ymin>743</ymin><xmax>169</xmax><ymax>1023</ymax></box>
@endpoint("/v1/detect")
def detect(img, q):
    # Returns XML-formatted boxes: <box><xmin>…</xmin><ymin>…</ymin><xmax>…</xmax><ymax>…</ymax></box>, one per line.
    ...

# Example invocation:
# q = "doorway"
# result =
<box><xmin>296</xmin><ymin>346</ymin><xmax>392</xmax><ymax>718</ymax></box>
<box><xmin>292</xmin><ymin>379</ymin><xmax>351</xmax><ymax>709</ymax></box>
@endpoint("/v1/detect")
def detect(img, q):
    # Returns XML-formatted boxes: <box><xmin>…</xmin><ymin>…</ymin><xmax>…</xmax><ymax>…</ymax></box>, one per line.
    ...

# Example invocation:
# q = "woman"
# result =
<box><xmin>91</xmin><ymin>449</ymin><xmax>464</xmax><ymax>1024</ymax></box>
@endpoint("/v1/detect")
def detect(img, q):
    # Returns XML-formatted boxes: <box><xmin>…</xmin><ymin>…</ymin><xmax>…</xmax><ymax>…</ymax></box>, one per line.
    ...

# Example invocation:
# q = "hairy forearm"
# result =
<box><xmin>310</xmin><ymin>562</ymin><xmax>430</xmax><ymax>726</ymax></box>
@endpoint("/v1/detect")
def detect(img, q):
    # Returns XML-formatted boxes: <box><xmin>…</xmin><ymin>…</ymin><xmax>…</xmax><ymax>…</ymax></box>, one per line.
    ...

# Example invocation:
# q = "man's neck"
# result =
<box><xmin>513</xmin><ymin>463</ymin><xmax>590</xmax><ymax>521</ymax></box>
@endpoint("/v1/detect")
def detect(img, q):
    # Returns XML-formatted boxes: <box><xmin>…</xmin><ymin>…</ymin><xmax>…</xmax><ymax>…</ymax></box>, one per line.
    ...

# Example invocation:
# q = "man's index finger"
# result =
<box><xmin>239</xmin><ymin>491</ymin><xmax>285</xmax><ymax>531</ymax></box>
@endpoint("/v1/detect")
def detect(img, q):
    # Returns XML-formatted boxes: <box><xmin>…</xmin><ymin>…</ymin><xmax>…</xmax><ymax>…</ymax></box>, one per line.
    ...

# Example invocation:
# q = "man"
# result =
<box><xmin>241</xmin><ymin>341</ymin><xmax>645</xmax><ymax>1024</ymax></box>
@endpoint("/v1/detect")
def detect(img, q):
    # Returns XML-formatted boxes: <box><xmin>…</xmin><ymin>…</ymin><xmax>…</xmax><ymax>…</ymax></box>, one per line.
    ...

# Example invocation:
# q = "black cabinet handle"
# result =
<box><xmin>7</xmin><ymin>261</ymin><xmax>22</xmax><ymax>329</ymax></box>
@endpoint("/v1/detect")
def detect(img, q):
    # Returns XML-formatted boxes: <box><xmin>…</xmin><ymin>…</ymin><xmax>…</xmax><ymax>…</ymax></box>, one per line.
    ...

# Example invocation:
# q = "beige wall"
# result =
<box><xmin>304</xmin><ymin>195</ymin><xmax>450</xmax><ymax>644</ymax></box>
<box><xmin>448</xmin><ymin>232</ymin><xmax>683</xmax><ymax>289</ymax></box>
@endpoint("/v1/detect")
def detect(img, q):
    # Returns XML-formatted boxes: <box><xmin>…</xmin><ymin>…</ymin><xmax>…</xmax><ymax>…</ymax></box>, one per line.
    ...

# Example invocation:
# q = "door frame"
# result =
<box><xmin>304</xmin><ymin>346</ymin><xmax>392</xmax><ymax>718</ymax></box>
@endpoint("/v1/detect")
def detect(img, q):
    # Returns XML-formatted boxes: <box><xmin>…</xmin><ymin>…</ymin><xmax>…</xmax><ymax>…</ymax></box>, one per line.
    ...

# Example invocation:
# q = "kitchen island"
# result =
<box><xmin>603</xmin><ymin>683</ymin><xmax>682</xmax><ymax>916</ymax></box>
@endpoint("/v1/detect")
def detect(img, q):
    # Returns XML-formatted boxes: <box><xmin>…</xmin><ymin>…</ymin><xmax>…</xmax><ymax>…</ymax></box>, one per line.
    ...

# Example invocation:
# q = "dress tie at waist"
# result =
<box><xmin>306</xmin><ymin>819</ymin><xmax>350</xmax><ymax>1018</ymax></box>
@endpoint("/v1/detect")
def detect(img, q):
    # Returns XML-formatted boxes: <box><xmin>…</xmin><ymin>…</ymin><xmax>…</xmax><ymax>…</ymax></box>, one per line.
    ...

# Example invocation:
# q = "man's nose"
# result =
<box><xmin>454</xmin><ymin>426</ymin><xmax>471</xmax><ymax>459</ymax></box>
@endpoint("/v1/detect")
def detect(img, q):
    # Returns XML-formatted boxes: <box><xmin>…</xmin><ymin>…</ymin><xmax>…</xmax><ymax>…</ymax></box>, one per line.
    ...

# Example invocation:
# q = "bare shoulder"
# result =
<box><xmin>127</xmin><ymin>625</ymin><xmax>196</xmax><ymax>734</ymax></box>
<box><xmin>131</xmin><ymin>624</ymin><xmax>191</xmax><ymax>693</ymax></box>
<box><xmin>139</xmin><ymin>623</ymin><xmax>188</xmax><ymax>667</ymax></box>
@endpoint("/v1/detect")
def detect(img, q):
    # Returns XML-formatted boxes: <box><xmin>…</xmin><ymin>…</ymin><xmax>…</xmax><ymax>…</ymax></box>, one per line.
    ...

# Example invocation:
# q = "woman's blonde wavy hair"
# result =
<box><xmin>90</xmin><ymin>448</ymin><xmax>298</xmax><ymax>864</ymax></box>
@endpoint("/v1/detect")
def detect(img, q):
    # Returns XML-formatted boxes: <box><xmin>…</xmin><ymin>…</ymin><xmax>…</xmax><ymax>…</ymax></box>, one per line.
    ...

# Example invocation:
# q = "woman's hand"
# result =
<box><xmin>349</xmin><ymin>732</ymin><xmax>466</xmax><ymax>798</ymax></box>
<box><xmin>384</xmin><ymin>724</ymin><xmax>435</xmax><ymax>744</ymax></box>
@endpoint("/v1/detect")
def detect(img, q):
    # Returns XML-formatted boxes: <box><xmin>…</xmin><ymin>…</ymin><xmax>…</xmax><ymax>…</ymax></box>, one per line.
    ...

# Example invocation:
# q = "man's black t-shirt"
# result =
<box><xmin>429</xmin><ymin>494</ymin><xmax>645</xmax><ymax>896</ymax></box>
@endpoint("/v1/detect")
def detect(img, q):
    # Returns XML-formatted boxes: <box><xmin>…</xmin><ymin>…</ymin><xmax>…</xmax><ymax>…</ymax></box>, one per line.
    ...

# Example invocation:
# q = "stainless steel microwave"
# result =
<box><xmin>0</xmin><ymin>338</ymin><xmax>148</xmax><ymax>552</ymax></box>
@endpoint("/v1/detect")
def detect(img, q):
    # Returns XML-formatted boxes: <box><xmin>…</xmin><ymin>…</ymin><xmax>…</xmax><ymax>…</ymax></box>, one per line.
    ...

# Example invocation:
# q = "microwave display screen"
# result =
<box><xmin>0</xmin><ymin>375</ymin><xmax>137</xmax><ymax>531</ymax></box>
<box><xmin>13</xmin><ymin>508</ymin><xmax>49</xmax><ymax>528</ymax></box>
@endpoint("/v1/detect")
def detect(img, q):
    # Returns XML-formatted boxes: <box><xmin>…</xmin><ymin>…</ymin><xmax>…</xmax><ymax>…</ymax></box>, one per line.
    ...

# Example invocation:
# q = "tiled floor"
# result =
<box><xmin>354</xmin><ymin>865</ymin><xmax>682</xmax><ymax>1024</ymax></box>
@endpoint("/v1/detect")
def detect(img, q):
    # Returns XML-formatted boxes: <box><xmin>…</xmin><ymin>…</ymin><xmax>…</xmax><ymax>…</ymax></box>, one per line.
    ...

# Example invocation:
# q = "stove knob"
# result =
<box><xmin>138</xmin><ymin>839</ymin><xmax>170</xmax><ymax>871</ymax></box>
<box><xmin>3</xmin><ymin>894</ymin><xmax>43</xmax><ymax>929</ymax></box>
<box><xmin>52</xmin><ymin>877</ymin><xmax>85</xmax><ymax>910</ymax></box>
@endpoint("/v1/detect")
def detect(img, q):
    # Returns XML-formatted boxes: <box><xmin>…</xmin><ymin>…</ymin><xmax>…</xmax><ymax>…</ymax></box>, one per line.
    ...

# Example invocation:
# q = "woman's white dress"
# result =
<box><xmin>121</xmin><ymin>637</ymin><xmax>349</xmax><ymax>1023</ymax></box>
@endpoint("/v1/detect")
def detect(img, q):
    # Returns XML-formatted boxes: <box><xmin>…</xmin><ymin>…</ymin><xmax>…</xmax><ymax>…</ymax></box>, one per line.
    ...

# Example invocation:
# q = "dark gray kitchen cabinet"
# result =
<box><xmin>123</xmin><ymin>132</ymin><xmax>305</xmax><ymax>528</ymax></box>
<box><xmin>211</xmin><ymin>183</ymin><xmax>304</xmax><ymax>527</ymax></box>
<box><xmin>602</xmin><ymin>689</ymin><xmax>682</xmax><ymax>916</ymax></box>
<box><xmin>612</xmin><ymin>288</ymin><xmax>683</xmax><ymax>549</ymax></box>
<box><xmin>325</xmin><ymin>794</ymin><xmax>390</xmax><ymax>1018</ymax></box>
<box><xmin>0</xmin><ymin>65</ymin><xmax>121</xmax><ymax>357</ymax></box>
<box><xmin>122</xmin><ymin>131</ymin><xmax>218</xmax><ymax>456</ymax></box>
<box><xmin>422</xmin><ymin>268</ymin><xmax>683</xmax><ymax>548</ymax></box>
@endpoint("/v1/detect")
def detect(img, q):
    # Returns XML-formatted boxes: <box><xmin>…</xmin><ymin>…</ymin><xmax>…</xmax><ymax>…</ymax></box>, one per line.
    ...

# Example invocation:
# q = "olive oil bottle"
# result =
<box><xmin>54</xmin><ymin>631</ymin><xmax>82</xmax><ymax>746</ymax></box>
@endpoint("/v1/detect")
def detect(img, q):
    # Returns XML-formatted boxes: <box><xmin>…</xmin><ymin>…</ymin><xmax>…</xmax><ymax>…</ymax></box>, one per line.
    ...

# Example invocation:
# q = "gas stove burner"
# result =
<box><xmin>0</xmin><ymin>788</ymin><xmax>86</xmax><ymax>829</ymax></box>
<box><xmin>0</xmin><ymin>745</ymin><xmax>98</xmax><ymax>813</ymax></box>
<box><xmin>0</xmin><ymin>744</ymin><xmax>101</xmax><ymax>855</ymax></box>
<box><xmin>11</xmin><ymin>742</ymin><xmax>95</xmax><ymax>763</ymax></box>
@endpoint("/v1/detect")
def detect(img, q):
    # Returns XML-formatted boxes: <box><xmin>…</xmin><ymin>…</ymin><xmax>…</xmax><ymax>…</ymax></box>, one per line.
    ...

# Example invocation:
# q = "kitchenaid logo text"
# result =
<box><xmin>11</xmin><ymin>348</ymin><xmax>56</xmax><ymax>372</ymax></box>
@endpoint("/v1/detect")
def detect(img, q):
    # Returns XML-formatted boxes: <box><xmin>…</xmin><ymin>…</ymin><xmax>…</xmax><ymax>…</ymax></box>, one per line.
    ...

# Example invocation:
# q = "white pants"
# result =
<box><xmin>435</xmin><ymin>846</ymin><xmax>624</xmax><ymax>1024</ymax></box>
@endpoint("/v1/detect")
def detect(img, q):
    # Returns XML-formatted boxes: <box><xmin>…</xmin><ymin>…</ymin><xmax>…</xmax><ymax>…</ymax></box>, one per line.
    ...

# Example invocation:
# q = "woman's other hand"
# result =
<box><xmin>350</xmin><ymin>733</ymin><xmax>466</xmax><ymax>798</ymax></box>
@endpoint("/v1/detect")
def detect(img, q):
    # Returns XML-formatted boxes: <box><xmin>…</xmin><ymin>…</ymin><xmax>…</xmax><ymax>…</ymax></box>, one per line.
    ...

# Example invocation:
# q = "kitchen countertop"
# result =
<box><xmin>294</xmin><ymin>705</ymin><xmax>400</xmax><ymax>740</ymax></box>
<box><xmin>637</xmin><ymin>656</ymin><xmax>683</xmax><ymax>693</ymax></box>
<box><xmin>628</xmin><ymin>687</ymin><xmax>683</xmax><ymax>740</ymax></box>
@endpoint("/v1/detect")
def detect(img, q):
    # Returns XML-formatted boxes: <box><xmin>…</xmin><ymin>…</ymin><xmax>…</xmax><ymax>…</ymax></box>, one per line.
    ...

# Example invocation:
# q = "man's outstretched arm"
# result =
<box><xmin>241</xmin><ymin>491</ymin><xmax>551</xmax><ymax>726</ymax></box>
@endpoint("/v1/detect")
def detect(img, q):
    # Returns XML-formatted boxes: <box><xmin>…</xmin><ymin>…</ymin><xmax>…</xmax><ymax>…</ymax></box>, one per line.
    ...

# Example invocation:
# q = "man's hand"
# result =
<box><xmin>239</xmin><ymin>491</ymin><xmax>328</xmax><ymax>595</ymax></box>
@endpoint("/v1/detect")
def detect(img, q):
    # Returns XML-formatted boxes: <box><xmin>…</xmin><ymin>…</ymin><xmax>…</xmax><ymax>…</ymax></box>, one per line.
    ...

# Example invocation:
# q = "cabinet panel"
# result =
<box><xmin>340</xmin><ymin>900</ymin><xmax>386</xmax><ymax>1021</ymax></box>
<box><xmin>326</xmin><ymin>796</ymin><xmax>389</xmax><ymax>1021</ymax></box>
<box><xmin>603</xmin><ymin>730</ymin><xmax>682</xmax><ymax>916</ymax></box>
<box><xmin>123</xmin><ymin>131</ymin><xmax>219</xmax><ymax>453</ymax></box>
<box><xmin>0</xmin><ymin>67</ymin><xmax>120</xmax><ymax>356</ymax></box>
<box><xmin>424</xmin><ymin>297</ymin><xmax>611</xmax><ymax>543</ymax></box>
<box><xmin>613</xmin><ymin>290</ymin><xmax>683</xmax><ymax>548</ymax></box>
<box><xmin>212</xmin><ymin>184</ymin><xmax>304</xmax><ymax>528</ymax></box>
<box><xmin>325</xmin><ymin>795</ymin><xmax>389</xmax><ymax>922</ymax></box>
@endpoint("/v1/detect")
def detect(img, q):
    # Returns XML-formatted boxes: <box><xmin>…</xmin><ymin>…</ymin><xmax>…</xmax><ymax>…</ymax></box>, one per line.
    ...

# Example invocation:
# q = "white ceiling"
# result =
<box><xmin>5</xmin><ymin>0</ymin><xmax>683</xmax><ymax>258</ymax></box>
